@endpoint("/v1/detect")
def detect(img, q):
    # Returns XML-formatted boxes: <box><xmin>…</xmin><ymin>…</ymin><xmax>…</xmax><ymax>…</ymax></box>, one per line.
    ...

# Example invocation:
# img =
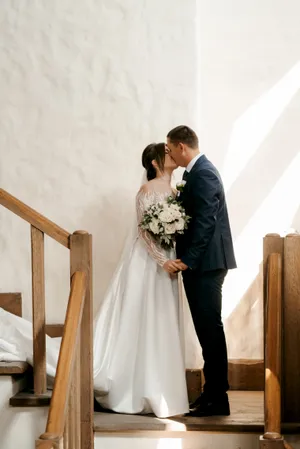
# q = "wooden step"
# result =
<box><xmin>9</xmin><ymin>370</ymin><xmax>200</xmax><ymax>407</ymax></box>
<box><xmin>228</xmin><ymin>359</ymin><xmax>264</xmax><ymax>390</ymax></box>
<box><xmin>0</xmin><ymin>361</ymin><xmax>30</xmax><ymax>376</ymax></box>
<box><xmin>9</xmin><ymin>360</ymin><xmax>263</xmax><ymax>407</ymax></box>
<box><xmin>94</xmin><ymin>391</ymin><xmax>300</xmax><ymax>435</ymax></box>
<box><xmin>94</xmin><ymin>391</ymin><xmax>264</xmax><ymax>434</ymax></box>
<box><xmin>0</xmin><ymin>292</ymin><xmax>22</xmax><ymax>316</ymax></box>
<box><xmin>194</xmin><ymin>359</ymin><xmax>264</xmax><ymax>393</ymax></box>
<box><xmin>185</xmin><ymin>359</ymin><xmax>265</xmax><ymax>396</ymax></box>
<box><xmin>9</xmin><ymin>388</ymin><xmax>53</xmax><ymax>407</ymax></box>
<box><xmin>10</xmin><ymin>389</ymin><xmax>300</xmax><ymax>434</ymax></box>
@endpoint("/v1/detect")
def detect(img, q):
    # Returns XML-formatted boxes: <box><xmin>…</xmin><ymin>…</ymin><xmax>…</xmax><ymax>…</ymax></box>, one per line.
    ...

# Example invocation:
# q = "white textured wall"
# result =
<box><xmin>0</xmin><ymin>0</ymin><xmax>197</xmax><ymax>320</ymax></box>
<box><xmin>0</xmin><ymin>0</ymin><xmax>299</xmax><ymax>359</ymax></box>
<box><xmin>198</xmin><ymin>0</ymin><xmax>300</xmax><ymax>357</ymax></box>
<box><xmin>0</xmin><ymin>376</ymin><xmax>48</xmax><ymax>449</ymax></box>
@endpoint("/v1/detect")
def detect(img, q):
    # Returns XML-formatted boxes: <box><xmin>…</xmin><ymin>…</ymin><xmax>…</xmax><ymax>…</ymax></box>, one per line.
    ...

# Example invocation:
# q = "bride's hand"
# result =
<box><xmin>174</xmin><ymin>259</ymin><xmax>188</xmax><ymax>271</ymax></box>
<box><xmin>163</xmin><ymin>260</ymin><xmax>181</xmax><ymax>274</ymax></box>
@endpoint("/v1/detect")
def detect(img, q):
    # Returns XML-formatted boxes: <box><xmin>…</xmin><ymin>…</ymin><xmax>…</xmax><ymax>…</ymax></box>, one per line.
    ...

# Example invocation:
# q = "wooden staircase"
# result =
<box><xmin>1</xmin><ymin>189</ymin><xmax>300</xmax><ymax>449</ymax></box>
<box><xmin>0</xmin><ymin>292</ymin><xmax>290</xmax><ymax>440</ymax></box>
<box><xmin>0</xmin><ymin>188</ymin><xmax>93</xmax><ymax>449</ymax></box>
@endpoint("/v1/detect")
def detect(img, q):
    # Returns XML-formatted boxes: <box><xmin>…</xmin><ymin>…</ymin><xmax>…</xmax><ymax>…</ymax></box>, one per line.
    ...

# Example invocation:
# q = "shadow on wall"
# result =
<box><xmin>224</xmin><ymin>61</ymin><xmax>300</xmax><ymax>241</ymax></box>
<box><xmin>220</xmin><ymin>63</ymin><xmax>300</xmax><ymax>358</ymax></box>
<box><xmin>225</xmin><ymin>263</ymin><xmax>263</xmax><ymax>359</ymax></box>
<box><xmin>73</xmin><ymin>64</ymin><xmax>300</xmax><ymax>358</ymax></box>
<box><xmin>224</xmin><ymin>203</ymin><xmax>300</xmax><ymax>359</ymax></box>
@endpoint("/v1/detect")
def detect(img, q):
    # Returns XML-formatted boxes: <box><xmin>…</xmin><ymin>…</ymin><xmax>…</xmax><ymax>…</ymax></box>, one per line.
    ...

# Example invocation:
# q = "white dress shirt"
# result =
<box><xmin>186</xmin><ymin>153</ymin><xmax>204</xmax><ymax>173</ymax></box>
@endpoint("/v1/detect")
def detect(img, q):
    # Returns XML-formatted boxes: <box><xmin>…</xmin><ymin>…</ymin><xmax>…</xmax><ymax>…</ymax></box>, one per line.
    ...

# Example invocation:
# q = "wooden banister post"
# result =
<box><xmin>261</xmin><ymin>234</ymin><xmax>285</xmax><ymax>448</ymax></box>
<box><xmin>263</xmin><ymin>234</ymin><xmax>284</xmax><ymax>307</ymax></box>
<box><xmin>31</xmin><ymin>225</ymin><xmax>47</xmax><ymax>394</ymax></box>
<box><xmin>263</xmin><ymin>234</ymin><xmax>284</xmax><ymax>385</ymax></box>
<box><xmin>283</xmin><ymin>234</ymin><xmax>300</xmax><ymax>423</ymax></box>
<box><xmin>70</xmin><ymin>231</ymin><xmax>94</xmax><ymax>449</ymax></box>
<box><xmin>264</xmin><ymin>253</ymin><xmax>282</xmax><ymax>435</ymax></box>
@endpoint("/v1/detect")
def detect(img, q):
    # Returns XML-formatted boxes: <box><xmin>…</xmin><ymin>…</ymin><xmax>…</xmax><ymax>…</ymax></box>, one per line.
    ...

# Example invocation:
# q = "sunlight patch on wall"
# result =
<box><xmin>223</xmin><ymin>61</ymin><xmax>300</xmax><ymax>192</ymax></box>
<box><xmin>223</xmin><ymin>150</ymin><xmax>300</xmax><ymax>318</ymax></box>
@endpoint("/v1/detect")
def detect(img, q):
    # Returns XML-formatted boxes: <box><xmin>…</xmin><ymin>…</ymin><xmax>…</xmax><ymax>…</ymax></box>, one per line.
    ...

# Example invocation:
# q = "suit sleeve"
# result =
<box><xmin>180</xmin><ymin>169</ymin><xmax>220</xmax><ymax>270</ymax></box>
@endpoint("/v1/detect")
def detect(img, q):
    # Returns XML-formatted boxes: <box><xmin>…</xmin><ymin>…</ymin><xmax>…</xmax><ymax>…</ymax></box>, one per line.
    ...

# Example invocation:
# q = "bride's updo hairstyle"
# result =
<box><xmin>142</xmin><ymin>143</ymin><xmax>166</xmax><ymax>181</ymax></box>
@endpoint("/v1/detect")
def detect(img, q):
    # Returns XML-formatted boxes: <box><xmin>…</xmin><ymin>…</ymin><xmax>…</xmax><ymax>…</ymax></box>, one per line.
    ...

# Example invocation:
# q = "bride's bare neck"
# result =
<box><xmin>144</xmin><ymin>169</ymin><xmax>174</xmax><ymax>194</ymax></box>
<box><xmin>155</xmin><ymin>168</ymin><xmax>173</xmax><ymax>183</ymax></box>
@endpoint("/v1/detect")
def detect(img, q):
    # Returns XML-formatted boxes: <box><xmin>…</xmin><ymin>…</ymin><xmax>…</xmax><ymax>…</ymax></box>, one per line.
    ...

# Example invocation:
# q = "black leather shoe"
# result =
<box><xmin>189</xmin><ymin>392</ymin><xmax>208</xmax><ymax>410</ymax></box>
<box><xmin>188</xmin><ymin>393</ymin><xmax>230</xmax><ymax>417</ymax></box>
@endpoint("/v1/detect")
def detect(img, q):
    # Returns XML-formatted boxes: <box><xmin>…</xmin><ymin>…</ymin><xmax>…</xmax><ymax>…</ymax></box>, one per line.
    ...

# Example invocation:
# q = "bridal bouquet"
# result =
<box><xmin>139</xmin><ymin>196</ymin><xmax>191</xmax><ymax>249</ymax></box>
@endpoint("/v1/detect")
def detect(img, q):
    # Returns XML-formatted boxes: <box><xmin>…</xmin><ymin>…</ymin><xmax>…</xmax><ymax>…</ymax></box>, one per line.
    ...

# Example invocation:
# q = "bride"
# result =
<box><xmin>0</xmin><ymin>142</ymin><xmax>201</xmax><ymax>418</ymax></box>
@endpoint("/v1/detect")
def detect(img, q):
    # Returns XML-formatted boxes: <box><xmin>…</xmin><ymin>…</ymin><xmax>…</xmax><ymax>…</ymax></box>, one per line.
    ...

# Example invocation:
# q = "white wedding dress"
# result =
<box><xmin>0</xmin><ymin>182</ymin><xmax>202</xmax><ymax>418</ymax></box>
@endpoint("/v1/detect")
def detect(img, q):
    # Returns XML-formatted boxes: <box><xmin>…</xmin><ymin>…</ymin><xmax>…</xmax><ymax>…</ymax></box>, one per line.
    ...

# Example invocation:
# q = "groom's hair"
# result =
<box><xmin>167</xmin><ymin>126</ymin><xmax>198</xmax><ymax>149</ymax></box>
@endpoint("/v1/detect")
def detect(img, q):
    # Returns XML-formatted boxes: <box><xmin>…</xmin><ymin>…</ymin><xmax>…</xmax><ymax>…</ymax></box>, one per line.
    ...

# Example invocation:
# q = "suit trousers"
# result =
<box><xmin>182</xmin><ymin>268</ymin><xmax>229</xmax><ymax>398</ymax></box>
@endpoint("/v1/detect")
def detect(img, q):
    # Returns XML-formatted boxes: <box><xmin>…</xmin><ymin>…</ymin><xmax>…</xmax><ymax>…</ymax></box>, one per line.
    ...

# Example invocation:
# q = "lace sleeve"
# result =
<box><xmin>136</xmin><ymin>189</ymin><xmax>168</xmax><ymax>267</ymax></box>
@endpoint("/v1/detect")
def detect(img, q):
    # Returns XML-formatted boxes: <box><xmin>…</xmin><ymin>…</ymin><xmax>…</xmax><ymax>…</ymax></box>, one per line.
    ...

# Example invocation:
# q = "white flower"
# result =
<box><xmin>175</xmin><ymin>218</ymin><xmax>185</xmax><ymax>231</ymax></box>
<box><xmin>159</xmin><ymin>209</ymin><xmax>174</xmax><ymax>223</ymax></box>
<box><xmin>164</xmin><ymin>223</ymin><xmax>176</xmax><ymax>234</ymax></box>
<box><xmin>176</xmin><ymin>181</ymin><xmax>186</xmax><ymax>192</ymax></box>
<box><xmin>149</xmin><ymin>219</ymin><xmax>160</xmax><ymax>234</ymax></box>
<box><xmin>169</xmin><ymin>205</ymin><xmax>181</xmax><ymax>219</ymax></box>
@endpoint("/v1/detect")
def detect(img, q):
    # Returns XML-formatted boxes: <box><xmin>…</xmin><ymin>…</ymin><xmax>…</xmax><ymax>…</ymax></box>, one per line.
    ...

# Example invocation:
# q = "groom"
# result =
<box><xmin>166</xmin><ymin>125</ymin><xmax>237</xmax><ymax>417</ymax></box>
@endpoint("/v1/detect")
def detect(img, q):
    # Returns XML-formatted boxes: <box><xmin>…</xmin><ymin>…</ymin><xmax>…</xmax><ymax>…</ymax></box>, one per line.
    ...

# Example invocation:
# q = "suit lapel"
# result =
<box><xmin>179</xmin><ymin>155</ymin><xmax>207</xmax><ymax>204</ymax></box>
<box><xmin>188</xmin><ymin>154</ymin><xmax>207</xmax><ymax>177</ymax></box>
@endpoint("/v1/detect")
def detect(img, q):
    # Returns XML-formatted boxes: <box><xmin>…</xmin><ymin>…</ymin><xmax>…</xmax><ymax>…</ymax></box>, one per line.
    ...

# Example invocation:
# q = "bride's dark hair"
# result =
<box><xmin>142</xmin><ymin>143</ymin><xmax>166</xmax><ymax>181</ymax></box>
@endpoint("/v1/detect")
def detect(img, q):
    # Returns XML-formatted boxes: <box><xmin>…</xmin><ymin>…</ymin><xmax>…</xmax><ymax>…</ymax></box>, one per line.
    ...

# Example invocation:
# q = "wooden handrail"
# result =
<box><xmin>284</xmin><ymin>442</ymin><xmax>295</xmax><ymax>449</ymax></box>
<box><xmin>0</xmin><ymin>187</ymin><xmax>93</xmax><ymax>447</ymax></box>
<box><xmin>36</xmin><ymin>440</ymin><xmax>56</xmax><ymax>449</ymax></box>
<box><xmin>44</xmin><ymin>271</ymin><xmax>86</xmax><ymax>436</ymax></box>
<box><xmin>35</xmin><ymin>231</ymin><xmax>93</xmax><ymax>449</ymax></box>
<box><xmin>70</xmin><ymin>231</ymin><xmax>94</xmax><ymax>449</ymax></box>
<box><xmin>0</xmin><ymin>188</ymin><xmax>72</xmax><ymax>392</ymax></box>
<box><xmin>0</xmin><ymin>188</ymin><xmax>71</xmax><ymax>248</ymax></box>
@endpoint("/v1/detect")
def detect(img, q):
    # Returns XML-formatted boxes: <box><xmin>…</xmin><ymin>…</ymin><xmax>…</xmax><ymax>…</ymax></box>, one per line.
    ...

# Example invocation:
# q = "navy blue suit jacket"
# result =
<box><xmin>176</xmin><ymin>155</ymin><xmax>237</xmax><ymax>272</ymax></box>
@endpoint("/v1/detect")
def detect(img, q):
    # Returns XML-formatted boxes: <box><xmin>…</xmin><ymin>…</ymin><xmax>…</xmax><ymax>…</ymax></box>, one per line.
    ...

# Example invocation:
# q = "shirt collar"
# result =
<box><xmin>186</xmin><ymin>153</ymin><xmax>203</xmax><ymax>173</ymax></box>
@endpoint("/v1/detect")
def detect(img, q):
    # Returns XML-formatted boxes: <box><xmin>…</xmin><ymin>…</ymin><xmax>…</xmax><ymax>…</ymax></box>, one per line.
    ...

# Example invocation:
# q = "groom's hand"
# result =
<box><xmin>163</xmin><ymin>260</ymin><xmax>182</xmax><ymax>274</ymax></box>
<box><xmin>174</xmin><ymin>259</ymin><xmax>189</xmax><ymax>271</ymax></box>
